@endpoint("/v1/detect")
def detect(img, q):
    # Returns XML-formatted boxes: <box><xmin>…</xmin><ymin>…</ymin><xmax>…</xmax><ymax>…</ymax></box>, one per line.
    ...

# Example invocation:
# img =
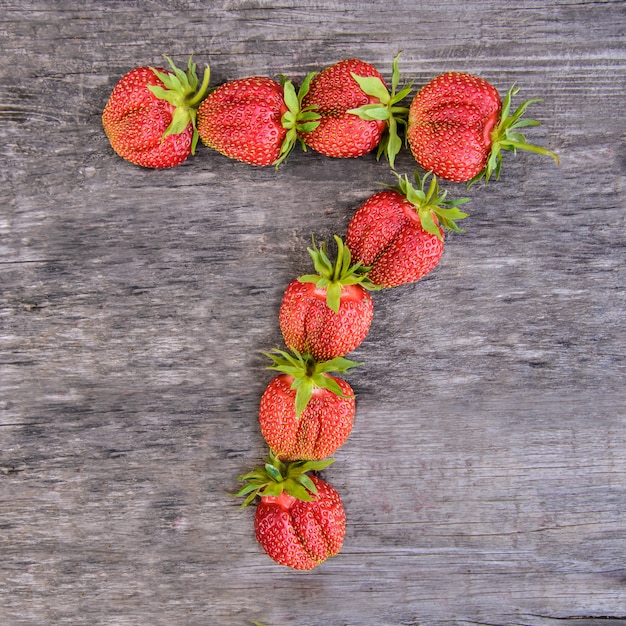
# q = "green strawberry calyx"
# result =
<box><xmin>298</xmin><ymin>234</ymin><xmax>380</xmax><ymax>313</ymax></box>
<box><xmin>274</xmin><ymin>72</ymin><xmax>321</xmax><ymax>167</ymax></box>
<box><xmin>346</xmin><ymin>53</ymin><xmax>413</xmax><ymax>169</ymax></box>
<box><xmin>236</xmin><ymin>450</ymin><xmax>335</xmax><ymax>507</ymax></box>
<box><xmin>264</xmin><ymin>347</ymin><xmax>362</xmax><ymax>418</ymax></box>
<box><xmin>475</xmin><ymin>84</ymin><xmax>560</xmax><ymax>186</ymax></box>
<box><xmin>392</xmin><ymin>171</ymin><xmax>471</xmax><ymax>241</ymax></box>
<box><xmin>148</xmin><ymin>55</ymin><xmax>211</xmax><ymax>155</ymax></box>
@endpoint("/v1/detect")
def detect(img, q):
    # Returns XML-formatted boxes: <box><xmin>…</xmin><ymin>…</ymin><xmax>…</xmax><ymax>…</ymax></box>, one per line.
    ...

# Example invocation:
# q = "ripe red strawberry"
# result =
<box><xmin>237</xmin><ymin>455</ymin><xmax>346</xmax><ymax>570</ymax></box>
<box><xmin>102</xmin><ymin>56</ymin><xmax>210</xmax><ymax>168</ymax></box>
<box><xmin>298</xmin><ymin>54</ymin><xmax>412</xmax><ymax>167</ymax></box>
<box><xmin>279</xmin><ymin>235</ymin><xmax>376</xmax><ymax>361</ymax></box>
<box><xmin>196</xmin><ymin>74</ymin><xmax>319</xmax><ymax>167</ymax></box>
<box><xmin>346</xmin><ymin>172</ymin><xmax>469</xmax><ymax>288</ymax></box>
<box><xmin>259</xmin><ymin>348</ymin><xmax>360</xmax><ymax>461</ymax></box>
<box><xmin>407</xmin><ymin>71</ymin><xmax>559</xmax><ymax>184</ymax></box>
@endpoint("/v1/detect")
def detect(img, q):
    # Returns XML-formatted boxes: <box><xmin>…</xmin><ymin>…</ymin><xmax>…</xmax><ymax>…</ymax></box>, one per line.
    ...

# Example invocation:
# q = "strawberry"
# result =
<box><xmin>259</xmin><ymin>348</ymin><xmax>361</xmax><ymax>461</ymax></box>
<box><xmin>279</xmin><ymin>235</ymin><xmax>376</xmax><ymax>361</ymax></box>
<box><xmin>346</xmin><ymin>172</ymin><xmax>470</xmax><ymax>288</ymax></box>
<box><xmin>102</xmin><ymin>56</ymin><xmax>210</xmax><ymax>168</ymax></box>
<box><xmin>237</xmin><ymin>454</ymin><xmax>346</xmax><ymax>570</ymax></box>
<box><xmin>196</xmin><ymin>74</ymin><xmax>319</xmax><ymax>167</ymax></box>
<box><xmin>407</xmin><ymin>71</ymin><xmax>559</xmax><ymax>184</ymax></box>
<box><xmin>298</xmin><ymin>54</ymin><xmax>412</xmax><ymax>167</ymax></box>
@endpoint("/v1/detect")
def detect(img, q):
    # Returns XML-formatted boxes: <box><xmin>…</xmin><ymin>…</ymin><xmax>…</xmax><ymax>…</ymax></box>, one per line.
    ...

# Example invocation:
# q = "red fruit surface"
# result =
<box><xmin>197</xmin><ymin>76</ymin><xmax>288</xmax><ymax>166</ymax></box>
<box><xmin>407</xmin><ymin>72</ymin><xmax>502</xmax><ymax>182</ymax></box>
<box><xmin>254</xmin><ymin>475</ymin><xmax>346</xmax><ymax>570</ymax></box>
<box><xmin>299</xmin><ymin>59</ymin><xmax>387</xmax><ymax>158</ymax></box>
<box><xmin>259</xmin><ymin>373</ymin><xmax>355</xmax><ymax>461</ymax></box>
<box><xmin>102</xmin><ymin>66</ymin><xmax>194</xmax><ymax>169</ymax></box>
<box><xmin>279</xmin><ymin>280</ymin><xmax>374</xmax><ymax>360</ymax></box>
<box><xmin>346</xmin><ymin>189</ymin><xmax>444</xmax><ymax>288</ymax></box>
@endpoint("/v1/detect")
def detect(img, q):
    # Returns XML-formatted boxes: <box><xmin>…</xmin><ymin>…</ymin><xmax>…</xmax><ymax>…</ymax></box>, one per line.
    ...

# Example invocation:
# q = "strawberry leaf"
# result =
<box><xmin>325</xmin><ymin>282</ymin><xmax>342</xmax><ymax>314</ymax></box>
<box><xmin>147</xmin><ymin>84</ymin><xmax>173</xmax><ymax>102</ymax></box>
<box><xmin>284</xmin><ymin>479</ymin><xmax>315</xmax><ymax>502</ymax></box>
<box><xmin>384</xmin><ymin>117</ymin><xmax>403</xmax><ymax>170</ymax></box>
<box><xmin>314</xmin><ymin>356</ymin><xmax>363</xmax><ymax>375</ymax></box>
<box><xmin>282</xmin><ymin>80</ymin><xmax>300</xmax><ymax>116</ymax></box>
<box><xmin>347</xmin><ymin>104</ymin><xmax>391</xmax><ymax>121</ymax></box>
<box><xmin>297</xmin><ymin>121</ymin><xmax>320</xmax><ymax>133</ymax></box>
<box><xmin>293</xmin><ymin>378</ymin><xmax>314</xmax><ymax>418</ymax></box>
<box><xmin>166</xmin><ymin>105</ymin><xmax>193</xmax><ymax>136</ymax></box>
<box><xmin>297</xmin><ymin>71</ymin><xmax>317</xmax><ymax>100</ymax></box>
<box><xmin>511</xmin><ymin>118</ymin><xmax>541</xmax><ymax>129</ymax></box>
<box><xmin>265</xmin><ymin>463</ymin><xmax>283</xmax><ymax>483</ymax></box>
<box><xmin>298</xmin><ymin>273</ymin><xmax>323</xmax><ymax>284</ymax></box>
<box><xmin>350</xmin><ymin>73</ymin><xmax>391</xmax><ymax>104</ymax></box>
<box><xmin>261</xmin><ymin>482</ymin><xmax>284</xmax><ymax>498</ymax></box>
<box><xmin>315</xmin><ymin>375</ymin><xmax>352</xmax><ymax>400</ymax></box>
<box><xmin>358</xmin><ymin>53</ymin><xmax>413</xmax><ymax>170</ymax></box>
<box><xmin>391</xmin><ymin>52</ymin><xmax>401</xmax><ymax>94</ymax></box>
<box><xmin>240</xmin><ymin>491</ymin><xmax>259</xmax><ymax>508</ymax></box>
<box><xmin>292</xmin><ymin>457</ymin><xmax>335</xmax><ymax>473</ymax></box>
<box><xmin>297</xmin><ymin>473</ymin><xmax>317</xmax><ymax>494</ymax></box>
<box><xmin>418</xmin><ymin>208</ymin><xmax>442</xmax><ymax>239</ymax></box>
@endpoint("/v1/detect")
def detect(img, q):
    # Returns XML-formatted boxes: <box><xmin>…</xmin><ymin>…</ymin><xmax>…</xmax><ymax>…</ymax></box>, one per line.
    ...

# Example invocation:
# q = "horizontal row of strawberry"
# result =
<box><xmin>235</xmin><ymin>171</ymin><xmax>470</xmax><ymax>570</ymax></box>
<box><xmin>102</xmin><ymin>54</ymin><xmax>558</xmax><ymax>181</ymax></box>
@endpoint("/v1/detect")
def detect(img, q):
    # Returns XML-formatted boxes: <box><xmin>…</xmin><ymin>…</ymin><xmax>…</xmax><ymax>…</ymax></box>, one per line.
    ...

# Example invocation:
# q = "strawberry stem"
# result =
<box><xmin>347</xmin><ymin>52</ymin><xmax>413</xmax><ymax>169</ymax></box>
<box><xmin>148</xmin><ymin>55</ymin><xmax>211</xmax><ymax>155</ymax></box>
<box><xmin>473</xmin><ymin>84</ymin><xmax>559</xmax><ymax>186</ymax></box>
<box><xmin>298</xmin><ymin>235</ymin><xmax>379</xmax><ymax>312</ymax></box>
<box><xmin>236</xmin><ymin>451</ymin><xmax>335</xmax><ymax>507</ymax></box>
<box><xmin>274</xmin><ymin>72</ymin><xmax>320</xmax><ymax>168</ymax></box>
<box><xmin>264</xmin><ymin>347</ymin><xmax>361</xmax><ymax>418</ymax></box>
<box><xmin>188</xmin><ymin>65</ymin><xmax>212</xmax><ymax>106</ymax></box>
<box><xmin>391</xmin><ymin>171</ymin><xmax>470</xmax><ymax>241</ymax></box>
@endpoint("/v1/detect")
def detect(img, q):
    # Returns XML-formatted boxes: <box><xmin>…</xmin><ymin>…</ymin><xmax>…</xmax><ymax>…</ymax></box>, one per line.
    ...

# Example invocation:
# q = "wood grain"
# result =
<box><xmin>1</xmin><ymin>1</ymin><xmax>625</xmax><ymax>624</ymax></box>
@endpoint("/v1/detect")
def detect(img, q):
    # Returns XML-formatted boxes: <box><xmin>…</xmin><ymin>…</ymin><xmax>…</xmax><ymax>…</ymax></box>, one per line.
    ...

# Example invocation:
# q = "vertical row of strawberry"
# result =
<box><xmin>236</xmin><ymin>236</ymin><xmax>377</xmax><ymax>570</ymax></box>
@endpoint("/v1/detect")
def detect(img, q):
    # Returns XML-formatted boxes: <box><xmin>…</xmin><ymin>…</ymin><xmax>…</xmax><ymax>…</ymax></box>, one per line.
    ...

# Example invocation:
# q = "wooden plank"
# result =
<box><xmin>1</xmin><ymin>0</ymin><xmax>625</xmax><ymax>624</ymax></box>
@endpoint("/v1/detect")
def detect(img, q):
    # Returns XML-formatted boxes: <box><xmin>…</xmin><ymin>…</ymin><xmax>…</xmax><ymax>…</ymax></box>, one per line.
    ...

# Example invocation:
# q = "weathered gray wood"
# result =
<box><xmin>1</xmin><ymin>1</ymin><xmax>625</xmax><ymax>625</ymax></box>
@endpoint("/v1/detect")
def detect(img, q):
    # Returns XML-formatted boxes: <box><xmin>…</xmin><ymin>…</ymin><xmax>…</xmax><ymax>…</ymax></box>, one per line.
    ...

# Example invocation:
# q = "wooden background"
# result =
<box><xmin>1</xmin><ymin>1</ymin><xmax>625</xmax><ymax>625</ymax></box>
